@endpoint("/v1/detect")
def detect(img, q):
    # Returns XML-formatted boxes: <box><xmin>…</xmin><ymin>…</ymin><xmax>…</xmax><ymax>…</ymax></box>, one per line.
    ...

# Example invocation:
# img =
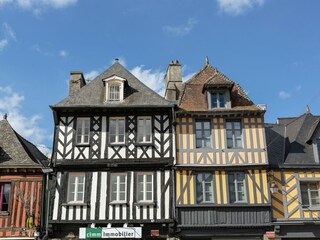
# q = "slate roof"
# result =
<box><xmin>178</xmin><ymin>64</ymin><xmax>262</xmax><ymax>112</ymax></box>
<box><xmin>265</xmin><ymin>112</ymin><xmax>320</xmax><ymax>167</ymax></box>
<box><xmin>0</xmin><ymin>118</ymin><xmax>48</xmax><ymax>168</ymax></box>
<box><xmin>52</xmin><ymin>61</ymin><xmax>172</xmax><ymax>108</ymax></box>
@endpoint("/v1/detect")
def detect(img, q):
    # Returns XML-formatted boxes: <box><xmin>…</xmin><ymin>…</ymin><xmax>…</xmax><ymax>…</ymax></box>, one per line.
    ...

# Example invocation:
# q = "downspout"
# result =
<box><xmin>41</xmin><ymin>169</ymin><xmax>53</xmax><ymax>240</ymax></box>
<box><xmin>171</xmin><ymin>106</ymin><xmax>177</xmax><ymax>237</ymax></box>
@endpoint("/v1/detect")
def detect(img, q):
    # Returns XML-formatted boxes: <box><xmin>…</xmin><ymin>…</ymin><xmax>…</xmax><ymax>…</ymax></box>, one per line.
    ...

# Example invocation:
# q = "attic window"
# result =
<box><xmin>109</xmin><ymin>84</ymin><xmax>120</xmax><ymax>101</ymax></box>
<box><xmin>103</xmin><ymin>75</ymin><xmax>126</xmax><ymax>102</ymax></box>
<box><xmin>207</xmin><ymin>90</ymin><xmax>231</xmax><ymax>109</ymax></box>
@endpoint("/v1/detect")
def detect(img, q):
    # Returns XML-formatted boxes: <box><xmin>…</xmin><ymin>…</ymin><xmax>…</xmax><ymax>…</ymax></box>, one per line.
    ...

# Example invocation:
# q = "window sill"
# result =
<box><xmin>302</xmin><ymin>205</ymin><xmax>320</xmax><ymax>210</ymax></box>
<box><xmin>110</xmin><ymin>201</ymin><xmax>128</xmax><ymax>205</ymax></box>
<box><xmin>109</xmin><ymin>142</ymin><xmax>126</xmax><ymax>146</ymax></box>
<box><xmin>134</xmin><ymin>201</ymin><xmax>156</xmax><ymax>206</ymax></box>
<box><xmin>135</xmin><ymin>142</ymin><xmax>153</xmax><ymax>147</ymax></box>
<box><xmin>0</xmin><ymin>211</ymin><xmax>10</xmax><ymax>216</ymax></box>
<box><xmin>62</xmin><ymin>202</ymin><xmax>89</xmax><ymax>207</ymax></box>
<box><xmin>75</xmin><ymin>143</ymin><xmax>90</xmax><ymax>147</ymax></box>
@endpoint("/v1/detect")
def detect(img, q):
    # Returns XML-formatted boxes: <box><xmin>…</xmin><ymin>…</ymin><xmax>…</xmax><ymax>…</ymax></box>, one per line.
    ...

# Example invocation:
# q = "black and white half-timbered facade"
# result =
<box><xmin>49</xmin><ymin>60</ymin><xmax>175</xmax><ymax>239</ymax></box>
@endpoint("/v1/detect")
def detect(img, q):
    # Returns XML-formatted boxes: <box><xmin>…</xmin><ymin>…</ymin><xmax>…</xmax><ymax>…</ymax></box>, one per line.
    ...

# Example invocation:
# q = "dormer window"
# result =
<box><xmin>207</xmin><ymin>90</ymin><xmax>231</xmax><ymax>109</ymax></box>
<box><xmin>109</xmin><ymin>84</ymin><xmax>120</xmax><ymax>101</ymax></box>
<box><xmin>211</xmin><ymin>92</ymin><xmax>225</xmax><ymax>108</ymax></box>
<box><xmin>103</xmin><ymin>75</ymin><xmax>126</xmax><ymax>102</ymax></box>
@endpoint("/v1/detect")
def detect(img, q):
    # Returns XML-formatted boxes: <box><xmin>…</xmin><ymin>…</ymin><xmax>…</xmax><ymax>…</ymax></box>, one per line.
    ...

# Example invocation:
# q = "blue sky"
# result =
<box><xmin>0</xmin><ymin>0</ymin><xmax>319</xmax><ymax>154</ymax></box>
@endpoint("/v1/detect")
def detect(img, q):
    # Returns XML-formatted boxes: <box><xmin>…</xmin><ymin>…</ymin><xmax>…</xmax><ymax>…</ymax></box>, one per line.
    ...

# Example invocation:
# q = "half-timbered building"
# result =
<box><xmin>49</xmin><ymin>60</ymin><xmax>175</xmax><ymax>239</ymax></box>
<box><xmin>0</xmin><ymin>115</ymin><xmax>48</xmax><ymax>239</ymax></box>
<box><xmin>266</xmin><ymin>108</ymin><xmax>320</xmax><ymax>239</ymax></box>
<box><xmin>165</xmin><ymin>59</ymin><xmax>271</xmax><ymax>239</ymax></box>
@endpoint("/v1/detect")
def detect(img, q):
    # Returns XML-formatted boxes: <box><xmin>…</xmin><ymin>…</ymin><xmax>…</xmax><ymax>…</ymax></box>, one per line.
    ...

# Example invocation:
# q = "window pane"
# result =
<box><xmin>300</xmin><ymin>183</ymin><xmax>309</xmax><ymax>205</ymax></box>
<box><xmin>227</xmin><ymin>139</ymin><xmax>233</xmax><ymax>148</ymax></box>
<box><xmin>196</xmin><ymin>175</ymin><xmax>204</xmax><ymax>203</ymax></box>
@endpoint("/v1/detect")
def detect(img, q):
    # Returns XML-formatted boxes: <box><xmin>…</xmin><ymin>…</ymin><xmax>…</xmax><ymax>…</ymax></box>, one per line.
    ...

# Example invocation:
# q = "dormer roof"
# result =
<box><xmin>0</xmin><ymin>118</ymin><xmax>48</xmax><ymax>168</ymax></box>
<box><xmin>52</xmin><ymin>61</ymin><xmax>172</xmax><ymax>109</ymax></box>
<box><xmin>266</xmin><ymin>111</ymin><xmax>320</xmax><ymax>167</ymax></box>
<box><xmin>178</xmin><ymin>64</ymin><xmax>261</xmax><ymax>113</ymax></box>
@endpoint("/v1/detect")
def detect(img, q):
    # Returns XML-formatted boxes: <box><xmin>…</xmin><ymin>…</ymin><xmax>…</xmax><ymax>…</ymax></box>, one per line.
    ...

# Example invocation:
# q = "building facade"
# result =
<box><xmin>49</xmin><ymin>61</ymin><xmax>175</xmax><ymax>239</ymax></box>
<box><xmin>165</xmin><ymin>60</ymin><xmax>271</xmax><ymax>239</ymax></box>
<box><xmin>0</xmin><ymin>116</ymin><xmax>48</xmax><ymax>239</ymax></box>
<box><xmin>266</xmin><ymin>109</ymin><xmax>320</xmax><ymax>239</ymax></box>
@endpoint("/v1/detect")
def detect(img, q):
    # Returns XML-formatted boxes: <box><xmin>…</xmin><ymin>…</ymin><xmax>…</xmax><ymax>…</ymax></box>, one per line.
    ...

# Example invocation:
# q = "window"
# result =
<box><xmin>300</xmin><ymin>182</ymin><xmax>320</xmax><ymax>207</ymax></box>
<box><xmin>0</xmin><ymin>183</ymin><xmax>10</xmax><ymax>212</ymax></box>
<box><xmin>228</xmin><ymin>172</ymin><xmax>246</xmax><ymax>203</ymax></box>
<box><xmin>137</xmin><ymin>173</ymin><xmax>153</xmax><ymax>202</ymax></box>
<box><xmin>195</xmin><ymin>120</ymin><xmax>211</xmax><ymax>148</ymax></box>
<box><xmin>196</xmin><ymin>173</ymin><xmax>214</xmax><ymax>203</ymax></box>
<box><xmin>111</xmin><ymin>174</ymin><xmax>127</xmax><ymax>202</ymax></box>
<box><xmin>210</xmin><ymin>92</ymin><xmax>225</xmax><ymax>108</ymax></box>
<box><xmin>76</xmin><ymin>118</ymin><xmax>90</xmax><ymax>144</ymax></box>
<box><xmin>109</xmin><ymin>117</ymin><xmax>125</xmax><ymax>144</ymax></box>
<box><xmin>109</xmin><ymin>84</ymin><xmax>120</xmax><ymax>101</ymax></box>
<box><xmin>68</xmin><ymin>173</ymin><xmax>85</xmax><ymax>203</ymax></box>
<box><xmin>103</xmin><ymin>75</ymin><xmax>125</xmax><ymax>102</ymax></box>
<box><xmin>226</xmin><ymin>120</ymin><xmax>242</xmax><ymax>148</ymax></box>
<box><xmin>137</xmin><ymin>117</ymin><xmax>152</xmax><ymax>143</ymax></box>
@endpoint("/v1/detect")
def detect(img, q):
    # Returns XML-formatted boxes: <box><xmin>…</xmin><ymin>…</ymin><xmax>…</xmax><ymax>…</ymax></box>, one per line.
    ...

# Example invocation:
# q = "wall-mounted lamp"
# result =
<box><xmin>270</xmin><ymin>182</ymin><xmax>279</xmax><ymax>194</ymax></box>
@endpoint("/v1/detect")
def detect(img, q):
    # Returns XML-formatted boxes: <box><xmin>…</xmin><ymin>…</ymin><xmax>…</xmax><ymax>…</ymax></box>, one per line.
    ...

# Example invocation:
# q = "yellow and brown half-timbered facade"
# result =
<box><xmin>266</xmin><ymin>109</ymin><xmax>320</xmax><ymax>239</ymax></box>
<box><xmin>165</xmin><ymin>59</ymin><xmax>271</xmax><ymax>239</ymax></box>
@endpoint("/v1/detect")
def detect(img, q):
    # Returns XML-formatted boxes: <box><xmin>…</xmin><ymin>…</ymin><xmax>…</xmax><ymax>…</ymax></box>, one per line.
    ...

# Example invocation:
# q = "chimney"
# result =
<box><xmin>164</xmin><ymin>60</ymin><xmax>182</xmax><ymax>102</ymax></box>
<box><xmin>69</xmin><ymin>71</ymin><xmax>86</xmax><ymax>96</ymax></box>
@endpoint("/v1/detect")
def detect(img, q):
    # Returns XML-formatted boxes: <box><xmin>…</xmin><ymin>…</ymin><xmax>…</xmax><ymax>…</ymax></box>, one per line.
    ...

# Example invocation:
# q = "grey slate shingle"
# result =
<box><xmin>52</xmin><ymin>62</ymin><xmax>172</xmax><ymax>108</ymax></box>
<box><xmin>265</xmin><ymin>112</ymin><xmax>320</xmax><ymax>167</ymax></box>
<box><xmin>0</xmin><ymin>118</ymin><xmax>48</xmax><ymax>168</ymax></box>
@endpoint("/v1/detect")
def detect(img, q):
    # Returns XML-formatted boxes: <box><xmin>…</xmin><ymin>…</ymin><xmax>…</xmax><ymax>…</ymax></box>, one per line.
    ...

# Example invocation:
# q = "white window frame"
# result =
<box><xmin>67</xmin><ymin>173</ymin><xmax>85</xmax><ymax>203</ymax></box>
<box><xmin>76</xmin><ymin>118</ymin><xmax>90</xmax><ymax>144</ymax></box>
<box><xmin>300</xmin><ymin>181</ymin><xmax>320</xmax><ymax>207</ymax></box>
<box><xmin>137</xmin><ymin>116</ymin><xmax>152</xmax><ymax>143</ymax></box>
<box><xmin>103</xmin><ymin>75</ymin><xmax>125</xmax><ymax>102</ymax></box>
<box><xmin>228</xmin><ymin>172</ymin><xmax>247</xmax><ymax>203</ymax></box>
<box><xmin>110</xmin><ymin>173</ymin><xmax>127</xmax><ymax>203</ymax></box>
<box><xmin>108</xmin><ymin>84</ymin><xmax>121</xmax><ymax>101</ymax></box>
<box><xmin>137</xmin><ymin>173</ymin><xmax>153</xmax><ymax>202</ymax></box>
<box><xmin>109</xmin><ymin>117</ymin><xmax>125</xmax><ymax>144</ymax></box>
<box><xmin>196</xmin><ymin>173</ymin><xmax>214</xmax><ymax>204</ymax></box>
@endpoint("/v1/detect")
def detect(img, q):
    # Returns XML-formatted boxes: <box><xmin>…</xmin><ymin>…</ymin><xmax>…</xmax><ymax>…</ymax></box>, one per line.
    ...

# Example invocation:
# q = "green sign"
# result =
<box><xmin>85</xmin><ymin>228</ymin><xmax>102</xmax><ymax>238</ymax></box>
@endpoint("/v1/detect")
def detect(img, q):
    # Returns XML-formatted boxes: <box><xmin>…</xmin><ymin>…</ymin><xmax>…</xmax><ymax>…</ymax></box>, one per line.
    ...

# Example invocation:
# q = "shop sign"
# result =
<box><xmin>79</xmin><ymin>227</ymin><xmax>142</xmax><ymax>239</ymax></box>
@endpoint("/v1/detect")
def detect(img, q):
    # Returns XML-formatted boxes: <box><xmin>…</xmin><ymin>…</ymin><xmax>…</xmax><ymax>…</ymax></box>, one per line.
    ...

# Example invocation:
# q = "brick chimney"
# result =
<box><xmin>164</xmin><ymin>60</ymin><xmax>182</xmax><ymax>102</ymax></box>
<box><xmin>69</xmin><ymin>71</ymin><xmax>86</xmax><ymax>96</ymax></box>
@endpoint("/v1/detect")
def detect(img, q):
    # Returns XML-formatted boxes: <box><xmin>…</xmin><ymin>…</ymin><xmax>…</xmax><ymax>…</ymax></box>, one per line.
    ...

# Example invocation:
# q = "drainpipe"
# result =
<box><xmin>41</xmin><ymin>168</ymin><xmax>53</xmax><ymax>240</ymax></box>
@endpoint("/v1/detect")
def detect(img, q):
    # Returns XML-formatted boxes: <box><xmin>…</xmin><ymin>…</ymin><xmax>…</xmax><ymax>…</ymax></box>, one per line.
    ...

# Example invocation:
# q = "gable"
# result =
<box><xmin>53</xmin><ymin>62</ymin><xmax>172</xmax><ymax>108</ymax></box>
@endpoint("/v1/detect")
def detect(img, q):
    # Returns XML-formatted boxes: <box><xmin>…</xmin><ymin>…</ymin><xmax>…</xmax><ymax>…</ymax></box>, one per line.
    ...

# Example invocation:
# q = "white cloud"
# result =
<box><xmin>131</xmin><ymin>65</ymin><xmax>166</xmax><ymax>96</ymax></box>
<box><xmin>3</xmin><ymin>22</ymin><xmax>16</xmax><ymax>41</ymax></box>
<box><xmin>163</xmin><ymin>18</ymin><xmax>198</xmax><ymax>36</ymax></box>
<box><xmin>0</xmin><ymin>86</ymin><xmax>50</xmax><ymax>155</ymax></box>
<box><xmin>0</xmin><ymin>22</ymin><xmax>16</xmax><ymax>51</ymax></box>
<box><xmin>0</xmin><ymin>0</ymin><xmax>13</xmax><ymax>6</ymax></box>
<box><xmin>84</xmin><ymin>70</ymin><xmax>99</xmax><ymax>81</ymax></box>
<box><xmin>0</xmin><ymin>0</ymin><xmax>77</xmax><ymax>15</ymax></box>
<box><xmin>279</xmin><ymin>91</ymin><xmax>290</xmax><ymax>99</ymax></box>
<box><xmin>217</xmin><ymin>0</ymin><xmax>264</xmax><ymax>16</ymax></box>
<box><xmin>0</xmin><ymin>38</ymin><xmax>8</xmax><ymax>50</ymax></box>
<box><xmin>59</xmin><ymin>50</ymin><xmax>68</xmax><ymax>57</ymax></box>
